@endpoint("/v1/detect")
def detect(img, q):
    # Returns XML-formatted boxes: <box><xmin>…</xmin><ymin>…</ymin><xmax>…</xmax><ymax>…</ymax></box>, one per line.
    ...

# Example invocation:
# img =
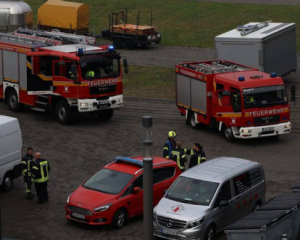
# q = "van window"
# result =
<box><xmin>153</xmin><ymin>167</ymin><xmax>175</xmax><ymax>184</ymax></box>
<box><xmin>214</xmin><ymin>181</ymin><xmax>231</xmax><ymax>208</ymax></box>
<box><xmin>249</xmin><ymin>168</ymin><xmax>262</xmax><ymax>186</ymax></box>
<box><xmin>233</xmin><ymin>172</ymin><xmax>251</xmax><ymax>195</ymax></box>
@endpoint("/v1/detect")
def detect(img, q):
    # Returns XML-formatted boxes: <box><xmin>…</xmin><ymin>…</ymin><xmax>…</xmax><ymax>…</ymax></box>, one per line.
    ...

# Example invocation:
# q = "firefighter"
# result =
<box><xmin>22</xmin><ymin>147</ymin><xmax>35</xmax><ymax>200</ymax></box>
<box><xmin>185</xmin><ymin>143</ymin><xmax>206</xmax><ymax>168</ymax></box>
<box><xmin>86</xmin><ymin>70</ymin><xmax>95</xmax><ymax>78</ymax></box>
<box><xmin>171</xmin><ymin>141</ymin><xmax>187</xmax><ymax>172</ymax></box>
<box><xmin>32</xmin><ymin>152</ymin><xmax>51</xmax><ymax>204</ymax></box>
<box><xmin>163</xmin><ymin>131</ymin><xmax>177</xmax><ymax>159</ymax></box>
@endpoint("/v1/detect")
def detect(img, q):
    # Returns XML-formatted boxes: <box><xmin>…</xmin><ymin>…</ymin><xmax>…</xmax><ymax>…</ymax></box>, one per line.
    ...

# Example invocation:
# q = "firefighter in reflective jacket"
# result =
<box><xmin>86</xmin><ymin>70</ymin><xmax>95</xmax><ymax>78</ymax></box>
<box><xmin>32</xmin><ymin>152</ymin><xmax>50</xmax><ymax>204</ymax></box>
<box><xmin>171</xmin><ymin>141</ymin><xmax>187</xmax><ymax>172</ymax></box>
<box><xmin>22</xmin><ymin>147</ymin><xmax>35</xmax><ymax>199</ymax></box>
<box><xmin>163</xmin><ymin>131</ymin><xmax>177</xmax><ymax>159</ymax></box>
<box><xmin>185</xmin><ymin>143</ymin><xmax>206</xmax><ymax>168</ymax></box>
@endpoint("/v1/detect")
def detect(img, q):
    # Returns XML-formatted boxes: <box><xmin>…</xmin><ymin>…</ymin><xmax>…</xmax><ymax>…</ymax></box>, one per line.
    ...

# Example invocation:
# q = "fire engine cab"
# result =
<box><xmin>176</xmin><ymin>60</ymin><xmax>291</xmax><ymax>141</ymax></box>
<box><xmin>0</xmin><ymin>36</ymin><xmax>128</xmax><ymax>124</ymax></box>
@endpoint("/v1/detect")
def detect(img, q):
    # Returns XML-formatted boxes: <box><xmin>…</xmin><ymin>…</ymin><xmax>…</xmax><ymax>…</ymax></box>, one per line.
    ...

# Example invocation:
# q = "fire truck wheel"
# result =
<box><xmin>124</xmin><ymin>39</ymin><xmax>134</xmax><ymax>50</ymax></box>
<box><xmin>189</xmin><ymin>113</ymin><xmax>200</xmax><ymax>129</ymax></box>
<box><xmin>113</xmin><ymin>39</ymin><xmax>123</xmax><ymax>49</ymax></box>
<box><xmin>97</xmin><ymin>109</ymin><xmax>114</xmax><ymax>120</ymax></box>
<box><xmin>7</xmin><ymin>89</ymin><xmax>24</xmax><ymax>112</ymax></box>
<box><xmin>224</xmin><ymin>127</ymin><xmax>235</xmax><ymax>142</ymax></box>
<box><xmin>56</xmin><ymin>101</ymin><xmax>72</xmax><ymax>125</ymax></box>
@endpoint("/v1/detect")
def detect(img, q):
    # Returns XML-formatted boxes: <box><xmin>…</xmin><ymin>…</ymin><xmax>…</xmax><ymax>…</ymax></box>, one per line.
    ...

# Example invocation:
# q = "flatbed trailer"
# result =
<box><xmin>101</xmin><ymin>11</ymin><xmax>161</xmax><ymax>50</ymax></box>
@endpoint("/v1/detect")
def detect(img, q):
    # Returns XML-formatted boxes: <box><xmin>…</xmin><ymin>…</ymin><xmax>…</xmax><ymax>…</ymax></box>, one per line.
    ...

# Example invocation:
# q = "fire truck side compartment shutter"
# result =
<box><xmin>19</xmin><ymin>54</ymin><xmax>27</xmax><ymax>89</ymax></box>
<box><xmin>177</xmin><ymin>74</ymin><xmax>191</xmax><ymax>107</ymax></box>
<box><xmin>0</xmin><ymin>50</ymin><xmax>2</xmax><ymax>85</ymax></box>
<box><xmin>191</xmin><ymin>79</ymin><xmax>207</xmax><ymax>113</ymax></box>
<box><xmin>3</xmin><ymin>50</ymin><xmax>19</xmax><ymax>82</ymax></box>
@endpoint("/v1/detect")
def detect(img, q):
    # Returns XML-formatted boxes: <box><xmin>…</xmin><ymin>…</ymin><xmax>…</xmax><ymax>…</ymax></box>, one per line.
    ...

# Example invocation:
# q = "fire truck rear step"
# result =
<box><xmin>35</xmin><ymin>101</ymin><xmax>48</xmax><ymax>105</ymax></box>
<box><xmin>31</xmin><ymin>107</ymin><xmax>47</xmax><ymax>113</ymax></box>
<box><xmin>38</xmin><ymin>95</ymin><xmax>50</xmax><ymax>99</ymax></box>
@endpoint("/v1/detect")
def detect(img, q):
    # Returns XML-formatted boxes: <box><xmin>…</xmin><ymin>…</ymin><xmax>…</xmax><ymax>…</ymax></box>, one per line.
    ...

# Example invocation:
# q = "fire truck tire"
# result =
<box><xmin>113</xmin><ymin>38</ymin><xmax>123</xmax><ymax>49</ymax></box>
<box><xmin>7</xmin><ymin>89</ymin><xmax>24</xmax><ymax>112</ymax></box>
<box><xmin>56</xmin><ymin>100</ymin><xmax>72</xmax><ymax>125</ymax></box>
<box><xmin>189</xmin><ymin>113</ymin><xmax>200</xmax><ymax>129</ymax></box>
<box><xmin>224</xmin><ymin>127</ymin><xmax>235</xmax><ymax>142</ymax></box>
<box><xmin>124</xmin><ymin>39</ymin><xmax>134</xmax><ymax>50</ymax></box>
<box><xmin>97</xmin><ymin>109</ymin><xmax>114</xmax><ymax>120</ymax></box>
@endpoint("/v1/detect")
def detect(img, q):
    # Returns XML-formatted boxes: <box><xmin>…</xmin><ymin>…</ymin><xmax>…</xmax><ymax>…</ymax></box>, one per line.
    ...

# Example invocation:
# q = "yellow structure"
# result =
<box><xmin>37</xmin><ymin>0</ymin><xmax>89</xmax><ymax>34</ymax></box>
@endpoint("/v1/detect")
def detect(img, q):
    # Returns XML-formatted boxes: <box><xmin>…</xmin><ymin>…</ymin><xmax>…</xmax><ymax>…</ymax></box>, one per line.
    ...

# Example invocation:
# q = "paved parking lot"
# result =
<box><xmin>1</xmin><ymin>97</ymin><xmax>300</xmax><ymax>240</ymax></box>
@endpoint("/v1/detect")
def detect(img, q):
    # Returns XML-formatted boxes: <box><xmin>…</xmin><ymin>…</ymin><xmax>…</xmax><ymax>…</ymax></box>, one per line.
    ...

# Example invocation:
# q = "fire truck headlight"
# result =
<box><xmin>118</xmin><ymin>98</ymin><xmax>123</xmax><ymax>103</ymax></box>
<box><xmin>147</xmin><ymin>36</ymin><xmax>151</xmax><ymax>40</ymax></box>
<box><xmin>80</xmin><ymin>103</ymin><xmax>89</xmax><ymax>107</ymax></box>
<box><xmin>242</xmin><ymin>129</ymin><xmax>251</xmax><ymax>133</ymax></box>
<box><xmin>284</xmin><ymin>124</ymin><xmax>291</xmax><ymax>129</ymax></box>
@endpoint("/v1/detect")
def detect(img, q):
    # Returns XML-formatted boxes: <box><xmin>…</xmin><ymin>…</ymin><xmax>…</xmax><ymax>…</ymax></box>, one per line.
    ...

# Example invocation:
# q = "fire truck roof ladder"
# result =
<box><xmin>186</xmin><ymin>61</ymin><xmax>237</xmax><ymax>74</ymax></box>
<box><xmin>16</xmin><ymin>28</ymin><xmax>95</xmax><ymax>45</ymax></box>
<box><xmin>237</xmin><ymin>20</ymin><xmax>272</xmax><ymax>36</ymax></box>
<box><xmin>0</xmin><ymin>32</ymin><xmax>52</xmax><ymax>45</ymax></box>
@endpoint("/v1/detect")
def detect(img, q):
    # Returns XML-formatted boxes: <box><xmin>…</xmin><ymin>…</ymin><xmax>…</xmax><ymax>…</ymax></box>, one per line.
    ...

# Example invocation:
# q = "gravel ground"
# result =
<box><xmin>1</xmin><ymin>97</ymin><xmax>300</xmax><ymax>240</ymax></box>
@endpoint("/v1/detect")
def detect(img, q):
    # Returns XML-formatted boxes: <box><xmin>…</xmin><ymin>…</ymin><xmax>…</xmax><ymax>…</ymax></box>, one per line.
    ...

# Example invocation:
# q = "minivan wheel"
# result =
<box><xmin>204</xmin><ymin>225</ymin><xmax>215</xmax><ymax>240</ymax></box>
<box><xmin>224</xmin><ymin>127</ymin><xmax>235</xmax><ymax>142</ymax></box>
<box><xmin>2</xmin><ymin>172</ymin><xmax>13</xmax><ymax>192</ymax></box>
<box><xmin>112</xmin><ymin>208</ymin><xmax>126</xmax><ymax>229</ymax></box>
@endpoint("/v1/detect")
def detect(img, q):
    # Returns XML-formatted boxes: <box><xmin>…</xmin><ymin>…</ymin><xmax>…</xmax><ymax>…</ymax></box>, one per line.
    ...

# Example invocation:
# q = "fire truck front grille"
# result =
<box><xmin>254</xmin><ymin>115</ymin><xmax>280</xmax><ymax>125</ymax></box>
<box><xmin>157</xmin><ymin>215</ymin><xmax>187</xmax><ymax>230</ymax></box>
<box><xmin>68</xmin><ymin>205</ymin><xmax>92</xmax><ymax>216</ymax></box>
<box><xmin>89</xmin><ymin>85</ymin><xmax>117</xmax><ymax>95</ymax></box>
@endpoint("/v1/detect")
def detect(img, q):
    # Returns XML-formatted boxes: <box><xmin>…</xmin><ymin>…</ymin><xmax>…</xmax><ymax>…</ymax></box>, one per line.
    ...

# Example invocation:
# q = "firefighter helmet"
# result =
<box><xmin>168</xmin><ymin>131</ymin><xmax>176</xmax><ymax>138</ymax></box>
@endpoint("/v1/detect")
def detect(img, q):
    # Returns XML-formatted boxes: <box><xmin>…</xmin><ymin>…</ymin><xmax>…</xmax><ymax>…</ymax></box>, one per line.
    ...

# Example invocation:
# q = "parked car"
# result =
<box><xmin>65</xmin><ymin>156</ymin><xmax>181</xmax><ymax>228</ymax></box>
<box><xmin>153</xmin><ymin>157</ymin><xmax>266</xmax><ymax>240</ymax></box>
<box><xmin>0</xmin><ymin>115</ymin><xmax>23</xmax><ymax>192</ymax></box>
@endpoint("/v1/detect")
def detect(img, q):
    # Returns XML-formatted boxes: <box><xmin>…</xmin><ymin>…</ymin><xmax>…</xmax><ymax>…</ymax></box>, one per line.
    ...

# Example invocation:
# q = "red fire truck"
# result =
<box><xmin>176</xmin><ymin>60</ymin><xmax>291</xmax><ymax>141</ymax></box>
<box><xmin>0</xmin><ymin>36</ymin><xmax>128</xmax><ymax>124</ymax></box>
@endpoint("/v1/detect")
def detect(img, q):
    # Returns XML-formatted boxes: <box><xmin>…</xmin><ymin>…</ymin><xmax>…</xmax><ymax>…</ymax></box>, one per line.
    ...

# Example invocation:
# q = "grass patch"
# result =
<box><xmin>123</xmin><ymin>65</ymin><xmax>174</xmax><ymax>99</ymax></box>
<box><xmin>26</xmin><ymin>0</ymin><xmax>300</xmax><ymax>50</ymax></box>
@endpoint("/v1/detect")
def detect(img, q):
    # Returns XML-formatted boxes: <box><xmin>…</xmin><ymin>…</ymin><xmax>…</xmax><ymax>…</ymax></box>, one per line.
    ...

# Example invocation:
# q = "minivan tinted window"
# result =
<box><xmin>233</xmin><ymin>172</ymin><xmax>251</xmax><ymax>195</ymax></box>
<box><xmin>166</xmin><ymin>176</ymin><xmax>219</xmax><ymax>206</ymax></box>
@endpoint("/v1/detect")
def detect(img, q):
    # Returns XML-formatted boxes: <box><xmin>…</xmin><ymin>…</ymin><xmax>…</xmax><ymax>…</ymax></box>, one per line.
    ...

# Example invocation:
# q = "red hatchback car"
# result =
<box><xmin>65</xmin><ymin>156</ymin><xmax>181</xmax><ymax>228</ymax></box>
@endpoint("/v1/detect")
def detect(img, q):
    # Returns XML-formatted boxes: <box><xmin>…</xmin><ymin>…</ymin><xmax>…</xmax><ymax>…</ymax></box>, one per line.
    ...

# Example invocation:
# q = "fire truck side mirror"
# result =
<box><xmin>123</xmin><ymin>58</ymin><xmax>129</xmax><ymax>74</ymax></box>
<box><xmin>291</xmin><ymin>85</ymin><xmax>296</xmax><ymax>101</ymax></box>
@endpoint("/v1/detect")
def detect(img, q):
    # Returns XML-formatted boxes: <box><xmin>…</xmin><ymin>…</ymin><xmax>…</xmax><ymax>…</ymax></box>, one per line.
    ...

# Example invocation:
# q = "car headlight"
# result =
<box><xmin>94</xmin><ymin>203</ymin><xmax>112</xmax><ymax>212</ymax></box>
<box><xmin>67</xmin><ymin>193</ymin><xmax>72</xmax><ymax>203</ymax></box>
<box><xmin>189</xmin><ymin>217</ymin><xmax>205</xmax><ymax>228</ymax></box>
<box><xmin>80</xmin><ymin>103</ymin><xmax>88</xmax><ymax>107</ymax></box>
<box><xmin>242</xmin><ymin>129</ymin><xmax>251</xmax><ymax>133</ymax></box>
<box><xmin>284</xmin><ymin>124</ymin><xmax>291</xmax><ymax>129</ymax></box>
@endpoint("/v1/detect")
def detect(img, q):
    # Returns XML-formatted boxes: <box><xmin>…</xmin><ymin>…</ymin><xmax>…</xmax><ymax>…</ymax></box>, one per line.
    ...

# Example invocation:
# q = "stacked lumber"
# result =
<box><xmin>111</xmin><ymin>24</ymin><xmax>156</xmax><ymax>35</ymax></box>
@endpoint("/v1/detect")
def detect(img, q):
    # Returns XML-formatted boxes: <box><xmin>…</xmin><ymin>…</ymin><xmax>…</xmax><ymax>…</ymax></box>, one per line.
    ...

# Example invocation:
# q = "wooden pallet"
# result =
<box><xmin>111</xmin><ymin>24</ymin><xmax>156</xmax><ymax>35</ymax></box>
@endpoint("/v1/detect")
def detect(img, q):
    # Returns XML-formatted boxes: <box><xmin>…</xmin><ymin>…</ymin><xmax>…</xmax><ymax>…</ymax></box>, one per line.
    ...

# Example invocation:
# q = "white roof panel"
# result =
<box><xmin>215</xmin><ymin>22</ymin><xmax>295</xmax><ymax>42</ymax></box>
<box><xmin>40</xmin><ymin>44</ymin><xmax>103</xmax><ymax>53</ymax></box>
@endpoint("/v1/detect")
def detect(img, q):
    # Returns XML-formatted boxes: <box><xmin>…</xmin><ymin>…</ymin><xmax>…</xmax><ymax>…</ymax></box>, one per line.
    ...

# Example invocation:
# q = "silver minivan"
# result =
<box><xmin>153</xmin><ymin>157</ymin><xmax>266</xmax><ymax>240</ymax></box>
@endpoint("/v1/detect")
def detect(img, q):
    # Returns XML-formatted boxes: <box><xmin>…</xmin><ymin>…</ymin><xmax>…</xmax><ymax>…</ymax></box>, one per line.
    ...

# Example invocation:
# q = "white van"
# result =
<box><xmin>153</xmin><ymin>157</ymin><xmax>266</xmax><ymax>240</ymax></box>
<box><xmin>0</xmin><ymin>115</ymin><xmax>23</xmax><ymax>192</ymax></box>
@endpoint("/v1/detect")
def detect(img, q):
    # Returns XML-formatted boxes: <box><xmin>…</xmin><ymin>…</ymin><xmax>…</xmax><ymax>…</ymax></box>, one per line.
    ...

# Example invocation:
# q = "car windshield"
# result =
<box><xmin>166</xmin><ymin>177</ymin><xmax>219</xmax><ymax>206</ymax></box>
<box><xmin>80</xmin><ymin>56</ymin><xmax>120</xmax><ymax>80</ymax></box>
<box><xmin>83</xmin><ymin>169</ymin><xmax>133</xmax><ymax>195</ymax></box>
<box><xmin>243</xmin><ymin>85</ymin><xmax>287</xmax><ymax>109</ymax></box>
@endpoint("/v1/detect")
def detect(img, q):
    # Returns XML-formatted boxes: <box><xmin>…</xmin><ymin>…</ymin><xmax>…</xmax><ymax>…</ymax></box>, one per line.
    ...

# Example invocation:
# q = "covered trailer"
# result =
<box><xmin>37</xmin><ymin>0</ymin><xmax>89</xmax><ymax>35</ymax></box>
<box><xmin>0</xmin><ymin>1</ymin><xmax>33</xmax><ymax>32</ymax></box>
<box><xmin>215</xmin><ymin>21</ymin><xmax>297</xmax><ymax>76</ymax></box>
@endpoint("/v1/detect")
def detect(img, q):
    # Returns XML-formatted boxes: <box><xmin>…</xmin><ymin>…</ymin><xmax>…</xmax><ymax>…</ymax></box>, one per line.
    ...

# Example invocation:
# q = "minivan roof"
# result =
<box><xmin>0</xmin><ymin>115</ymin><xmax>17</xmax><ymax>126</ymax></box>
<box><xmin>181</xmin><ymin>157</ymin><xmax>260</xmax><ymax>183</ymax></box>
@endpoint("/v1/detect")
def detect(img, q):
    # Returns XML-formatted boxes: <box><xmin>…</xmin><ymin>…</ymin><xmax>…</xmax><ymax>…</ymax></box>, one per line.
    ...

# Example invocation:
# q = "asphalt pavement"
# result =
<box><xmin>1</xmin><ymin>97</ymin><xmax>300</xmax><ymax>240</ymax></box>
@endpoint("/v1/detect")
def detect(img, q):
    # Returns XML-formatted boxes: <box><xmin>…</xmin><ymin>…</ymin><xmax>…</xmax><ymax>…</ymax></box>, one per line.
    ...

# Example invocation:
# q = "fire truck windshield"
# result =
<box><xmin>80</xmin><ymin>56</ymin><xmax>120</xmax><ymax>80</ymax></box>
<box><xmin>243</xmin><ymin>85</ymin><xmax>287</xmax><ymax>109</ymax></box>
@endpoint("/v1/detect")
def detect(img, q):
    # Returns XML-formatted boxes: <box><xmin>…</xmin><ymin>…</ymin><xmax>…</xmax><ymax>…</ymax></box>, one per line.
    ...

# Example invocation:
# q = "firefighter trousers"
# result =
<box><xmin>34</xmin><ymin>181</ymin><xmax>48</xmax><ymax>202</ymax></box>
<box><xmin>24</xmin><ymin>176</ymin><xmax>32</xmax><ymax>194</ymax></box>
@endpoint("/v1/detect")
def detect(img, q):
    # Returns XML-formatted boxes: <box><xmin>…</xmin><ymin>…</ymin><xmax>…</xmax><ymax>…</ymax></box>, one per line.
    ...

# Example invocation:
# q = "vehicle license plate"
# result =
<box><xmin>98</xmin><ymin>104</ymin><xmax>110</xmax><ymax>109</ymax></box>
<box><xmin>72</xmin><ymin>213</ymin><xmax>85</xmax><ymax>219</ymax></box>
<box><xmin>162</xmin><ymin>228</ymin><xmax>177</xmax><ymax>236</ymax></box>
<box><xmin>262</xmin><ymin>127</ymin><xmax>274</xmax><ymax>132</ymax></box>
<box><xmin>98</xmin><ymin>100</ymin><xmax>110</xmax><ymax>105</ymax></box>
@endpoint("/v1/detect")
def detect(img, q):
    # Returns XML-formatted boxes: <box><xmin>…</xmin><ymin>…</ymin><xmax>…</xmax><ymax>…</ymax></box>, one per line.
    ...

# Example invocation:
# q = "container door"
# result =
<box><xmin>0</xmin><ymin>9</ymin><xmax>9</xmax><ymax>31</ymax></box>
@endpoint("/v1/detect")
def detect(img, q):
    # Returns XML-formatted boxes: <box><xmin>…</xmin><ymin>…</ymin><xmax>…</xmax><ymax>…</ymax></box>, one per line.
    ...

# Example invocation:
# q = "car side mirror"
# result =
<box><xmin>133</xmin><ymin>187</ymin><xmax>141</xmax><ymax>193</ymax></box>
<box><xmin>58</xmin><ymin>61</ymin><xmax>65</xmax><ymax>66</ymax></box>
<box><xmin>123</xmin><ymin>58</ymin><xmax>129</xmax><ymax>74</ymax></box>
<box><xmin>219</xmin><ymin>200</ymin><xmax>229</xmax><ymax>207</ymax></box>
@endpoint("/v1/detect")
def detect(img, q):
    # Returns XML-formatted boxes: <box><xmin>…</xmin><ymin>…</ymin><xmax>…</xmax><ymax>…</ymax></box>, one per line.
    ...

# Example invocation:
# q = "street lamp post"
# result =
<box><xmin>142</xmin><ymin>116</ymin><xmax>153</xmax><ymax>240</ymax></box>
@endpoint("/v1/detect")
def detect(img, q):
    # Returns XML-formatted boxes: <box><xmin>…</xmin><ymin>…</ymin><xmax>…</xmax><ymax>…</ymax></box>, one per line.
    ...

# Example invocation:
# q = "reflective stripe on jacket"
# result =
<box><xmin>32</xmin><ymin>159</ymin><xmax>50</xmax><ymax>183</ymax></box>
<box><xmin>22</xmin><ymin>154</ymin><xmax>34</xmax><ymax>177</ymax></box>
<box><xmin>171</xmin><ymin>149</ymin><xmax>186</xmax><ymax>170</ymax></box>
